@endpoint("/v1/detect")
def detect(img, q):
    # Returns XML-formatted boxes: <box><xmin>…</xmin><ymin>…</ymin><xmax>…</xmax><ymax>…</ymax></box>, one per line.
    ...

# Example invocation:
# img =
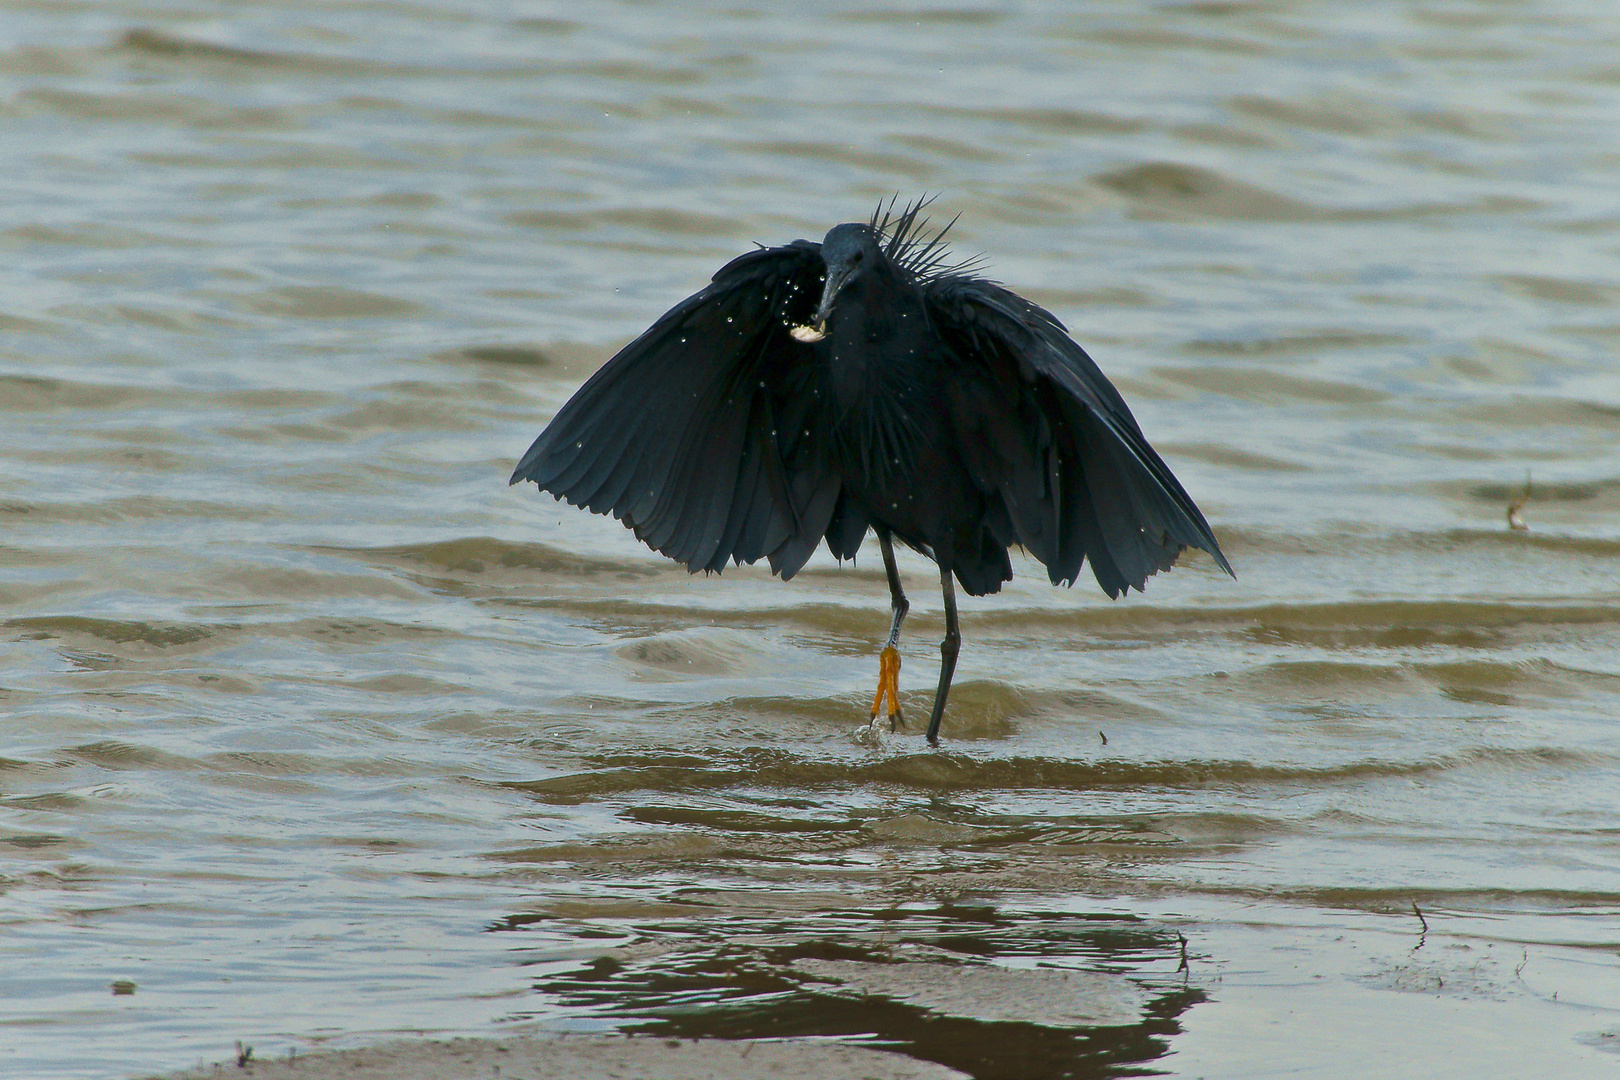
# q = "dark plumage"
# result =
<box><xmin>512</xmin><ymin>199</ymin><xmax>1233</xmax><ymax>743</ymax></box>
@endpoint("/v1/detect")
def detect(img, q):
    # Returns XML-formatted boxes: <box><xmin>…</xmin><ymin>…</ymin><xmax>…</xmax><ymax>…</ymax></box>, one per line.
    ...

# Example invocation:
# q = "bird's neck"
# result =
<box><xmin>822</xmin><ymin>278</ymin><xmax>930</xmax><ymax>411</ymax></box>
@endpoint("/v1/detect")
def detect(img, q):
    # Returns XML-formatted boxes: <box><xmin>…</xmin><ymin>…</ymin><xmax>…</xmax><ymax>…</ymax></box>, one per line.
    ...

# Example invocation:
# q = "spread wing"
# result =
<box><xmin>924</xmin><ymin>276</ymin><xmax>1233</xmax><ymax>598</ymax></box>
<box><xmin>510</xmin><ymin>241</ymin><xmax>845</xmax><ymax>579</ymax></box>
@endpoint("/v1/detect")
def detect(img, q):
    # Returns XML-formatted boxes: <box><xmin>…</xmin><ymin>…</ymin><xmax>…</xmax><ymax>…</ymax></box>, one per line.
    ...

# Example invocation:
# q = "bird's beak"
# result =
<box><xmin>812</xmin><ymin>259</ymin><xmax>857</xmax><ymax>328</ymax></box>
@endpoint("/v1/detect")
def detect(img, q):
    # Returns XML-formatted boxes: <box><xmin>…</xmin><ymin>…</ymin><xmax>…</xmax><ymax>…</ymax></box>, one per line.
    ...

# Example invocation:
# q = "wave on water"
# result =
<box><xmin>498</xmin><ymin>743</ymin><xmax>1597</xmax><ymax>803</ymax></box>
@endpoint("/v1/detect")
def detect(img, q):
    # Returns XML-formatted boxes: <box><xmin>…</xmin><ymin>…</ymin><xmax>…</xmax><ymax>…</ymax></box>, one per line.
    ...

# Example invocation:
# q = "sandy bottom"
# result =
<box><xmin>145</xmin><ymin>1033</ymin><xmax>968</xmax><ymax>1080</ymax></box>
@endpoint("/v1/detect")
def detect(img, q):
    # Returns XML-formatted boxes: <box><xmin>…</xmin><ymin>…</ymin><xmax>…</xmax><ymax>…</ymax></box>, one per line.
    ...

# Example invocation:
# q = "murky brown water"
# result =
<box><xmin>3</xmin><ymin>2</ymin><xmax>1619</xmax><ymax>1077</ymax></box>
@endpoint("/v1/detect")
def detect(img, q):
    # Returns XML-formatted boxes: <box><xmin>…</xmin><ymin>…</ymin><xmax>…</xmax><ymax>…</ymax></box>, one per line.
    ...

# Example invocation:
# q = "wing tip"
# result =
<box><xmin>1193</xmin><ymin>528</ymin><xmax>1236</xmax><ymax>580</ymax></box>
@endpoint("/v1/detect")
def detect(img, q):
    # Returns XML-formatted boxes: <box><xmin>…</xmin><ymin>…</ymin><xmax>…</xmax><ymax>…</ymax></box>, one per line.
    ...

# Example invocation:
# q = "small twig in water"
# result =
<box><xmin>1411</xmin><ymin>901</ymin><xmax>1428</xmax><ymax>950</ymax></box>
<box><xmin>235</xmin><ymin>1041</ymin><xmax>253</xmax><ymax>1068</ymax></box>
<box><xmin>1507</xmin><ymin>470</ymin><xmax>1531</xmax><ymax>531</ymax></box>
<box><xmin>1176</xmin><ymin>931</ymin><xmax>1190</xmax><ymax>974</ymax></box>
<box><xmin>1098</xmin><ymin>730</ymin><xmax>1108</xmax><ymax>746</ymax></box>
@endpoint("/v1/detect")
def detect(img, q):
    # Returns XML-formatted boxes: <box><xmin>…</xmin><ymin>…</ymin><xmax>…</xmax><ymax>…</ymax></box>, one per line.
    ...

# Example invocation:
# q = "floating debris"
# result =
<box><xmin>1507</xmin><ymin>470</ymin><xmax>1531</xmax><ymax>531</ymax></box>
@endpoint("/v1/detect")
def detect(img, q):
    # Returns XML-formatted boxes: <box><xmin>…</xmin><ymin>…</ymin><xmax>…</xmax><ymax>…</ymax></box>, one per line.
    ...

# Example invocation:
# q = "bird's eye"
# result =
<box><xmin>853</xmin><ymin>251</ymin><xmax>864</xmax><ymax>263</ymax></box>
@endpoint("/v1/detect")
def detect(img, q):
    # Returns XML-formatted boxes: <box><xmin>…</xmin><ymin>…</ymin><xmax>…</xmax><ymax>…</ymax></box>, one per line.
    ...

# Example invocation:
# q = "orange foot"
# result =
<box><xmin>869</xmin><ymin>645</ymin><xmax>903</xmax><ymax>731</ymax></box>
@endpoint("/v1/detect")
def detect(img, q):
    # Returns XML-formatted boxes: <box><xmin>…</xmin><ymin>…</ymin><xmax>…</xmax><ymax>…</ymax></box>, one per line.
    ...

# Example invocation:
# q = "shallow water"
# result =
<box><xmin>2</xmin><ymin>2</ymin><xmax>1619</xmax><ymax>1077</ymax></box>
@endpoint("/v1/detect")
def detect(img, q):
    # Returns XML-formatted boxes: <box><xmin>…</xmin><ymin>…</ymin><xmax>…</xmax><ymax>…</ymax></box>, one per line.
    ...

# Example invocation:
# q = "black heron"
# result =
<box><xmin>511</xmin><ymin>199</ymin><xmax>1233</xmax><ymax>744</ymax></box>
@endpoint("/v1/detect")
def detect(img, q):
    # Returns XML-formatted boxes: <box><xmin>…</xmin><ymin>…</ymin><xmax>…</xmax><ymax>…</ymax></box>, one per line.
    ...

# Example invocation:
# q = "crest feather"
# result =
<box><xmin>869</xmin><ymin>195</ymin><xmax>986</xmax><ymax>283</ymax></box>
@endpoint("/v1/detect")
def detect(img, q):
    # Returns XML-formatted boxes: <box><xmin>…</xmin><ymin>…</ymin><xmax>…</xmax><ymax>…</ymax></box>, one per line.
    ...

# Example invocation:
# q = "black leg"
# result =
<box><xmin>878</xmin><ymin>529</ymin><xmax>909</xmax><ymax>648</ymax></box>
<box><xmin>924</xmin><ymin>565</ymin><xmax>960</xmax><ymax>746</ymax></box>
<box><xmin>870</xmin><ymin>529</ymin><xmax>910</xmax><ymax>729</ymax></box>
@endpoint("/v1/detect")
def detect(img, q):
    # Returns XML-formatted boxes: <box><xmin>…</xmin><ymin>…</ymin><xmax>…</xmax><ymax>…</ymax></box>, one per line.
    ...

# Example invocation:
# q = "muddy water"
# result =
<box><xmin>2</xmin><ymin>2</ymin><xmax>1619</xmax><ymax>1078</ymax></box>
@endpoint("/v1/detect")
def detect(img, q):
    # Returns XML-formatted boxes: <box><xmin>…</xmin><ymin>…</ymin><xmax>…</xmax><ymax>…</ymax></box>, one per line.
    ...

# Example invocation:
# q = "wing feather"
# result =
<box><xmin>510</xmin><ymin>241</ymin><xmax>835</xmax><ymax>576</ymax></box>
<box><xmin>925</xmin><ymin>276</ymin><xmax>1232</xmax><ymax>595</ymax></box>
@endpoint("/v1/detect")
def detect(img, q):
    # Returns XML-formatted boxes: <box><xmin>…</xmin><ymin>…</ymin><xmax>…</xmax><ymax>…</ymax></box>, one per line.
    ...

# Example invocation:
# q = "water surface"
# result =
<box><xmin>2</xmin><ymin>2</ymin><xmax>1618</xmax><ymax>1077</ymax></box>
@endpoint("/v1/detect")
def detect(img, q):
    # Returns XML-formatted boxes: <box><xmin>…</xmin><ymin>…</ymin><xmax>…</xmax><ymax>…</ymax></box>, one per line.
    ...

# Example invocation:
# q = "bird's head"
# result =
<box><xmin>812</xmin><ymin>222</ymin><xmax>885</xmax><ymax>329</ymax></box>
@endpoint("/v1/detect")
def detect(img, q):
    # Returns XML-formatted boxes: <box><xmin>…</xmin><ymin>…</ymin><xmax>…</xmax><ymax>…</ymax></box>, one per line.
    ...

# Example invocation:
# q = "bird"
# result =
<box><xmin>510</xmin><ymin>198</ymin><xmax>1233</xmax><ymax>744</ymax></box>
